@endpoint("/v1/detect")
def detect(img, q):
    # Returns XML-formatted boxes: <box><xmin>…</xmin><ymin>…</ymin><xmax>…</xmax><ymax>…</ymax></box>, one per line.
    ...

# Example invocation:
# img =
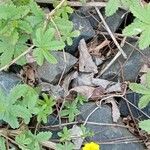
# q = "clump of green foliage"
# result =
<box><xmin>106</xmin><ymin>0</ymin><xmax>150</xmax><ymax>49</ymax></box>
<box><xmin>129</xmin><ymin>71</ymin><xmax>150</xmax><ymax>134</ymax></box>
<box><xmin>0</xmin><ymin>0</ymin><xmax>94</xmax><ymax>149</ymax></box>
<box><xmin>0</xmin><ymin>0</ymin><xmax>79</xmax><ymax>67</ymax></box>
<box><xmin>106</xmin><ymin>0</ymin><xmax>150</xmax><ymax>134</ymax></box>
<box><xmin>0</xmin><ymin>83</ymin><xmax>91</xmax><ymax>149</ymax></box>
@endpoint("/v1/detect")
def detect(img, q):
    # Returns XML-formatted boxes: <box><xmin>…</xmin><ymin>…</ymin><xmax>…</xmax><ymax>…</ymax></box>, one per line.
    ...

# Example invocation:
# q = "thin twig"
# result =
<box><xmin>0</xmin><ymin>45</ymin><xmax>34</xmax><ymax>72</ymax></box>
<box><xmin>99</xmin><ymin>51</ymin><xmax>122</xmax><ymax>76</ymax></box>
<box><xmin>94</xmin><ymin>7</ymin><xmax>127</xmax><ymax>59</ymax></box>
<box><xmin>47</xmin><ymin>0</ymin><xmax>66</xmax><ymax>18</ymax></box>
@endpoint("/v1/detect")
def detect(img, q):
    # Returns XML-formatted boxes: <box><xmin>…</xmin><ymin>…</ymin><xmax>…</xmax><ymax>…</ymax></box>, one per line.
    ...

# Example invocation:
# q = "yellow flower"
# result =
<box><xmin>82</xmin><ymin>142</ymin><xmax>100</xmax><ymax>150</ymax></box>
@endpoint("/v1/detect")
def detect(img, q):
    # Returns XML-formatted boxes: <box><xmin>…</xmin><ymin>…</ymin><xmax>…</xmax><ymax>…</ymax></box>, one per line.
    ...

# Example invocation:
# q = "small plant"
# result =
<box><xmin>15</xmin><ymin>131</ymin><xmax>52</xmax><ymax>150</ymax></box>
<box><xmin>105</xmin><ymin>0</ymin><xmax>150</xmax><ymax>49</ymax></box>
<box><xmin>61</xmin><ymin>94</ymin><xmax>86</xmax><ymax>122</ymax></box>
<box><xmin>0</xmin><ymin>0</ymin><xmax>79</xmax><ymax>67</ymax></box>
<box><xmin>36</xmin><ymin>93</ymin><xmax>56</xmax><ymax>123</ymax></box>
<box><xmin>129</xmin><ymin>71</ymin><xmax>150</xmax><ymax>134</ymax></box>
<box><xmin>0</xmin><ymin>1</ymin><xmax>97</xmax><ymax>149</ymax></box>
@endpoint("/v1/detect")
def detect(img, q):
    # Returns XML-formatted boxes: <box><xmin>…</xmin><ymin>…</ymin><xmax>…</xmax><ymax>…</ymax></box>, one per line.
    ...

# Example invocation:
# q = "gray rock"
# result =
<box><xmin>118</xmin><ymin>92</ymin><xmax>150</xmax><ymax>119</ymax></box>
<box><xmin>65</xmin><ymin>12</ymin><xmax>95</xmax><ymax>54</ymax></box>
<box><xmin>79</xmin><ymin>7</ymin><xmax>126</xmax><ymax>33</ymax></box>
<box><xmin>79</xmin><ymin>103</ymin><xmax>145</xmax><ymax>150</ymax></box>
<box><xmin>101</xmin><ymin>39</ymin><xmax>150</xmax><ymax>82</ymax></box>
<box><xmin>37</xmin><ymin>52</ymin><xmax>77</xmax><ymax>84</ymax></box>
<box><xmin>0</xmin><ymin>72</ymin><xmax>21</xmax><ymax>94</ymax></box>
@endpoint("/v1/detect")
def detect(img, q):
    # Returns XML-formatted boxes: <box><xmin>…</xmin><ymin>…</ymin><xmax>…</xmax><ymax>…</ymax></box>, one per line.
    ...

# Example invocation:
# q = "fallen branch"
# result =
<box><xmin>94</xmin><ymin>7</ymin><xmax>127</xmax><ymax>59</ymax></box>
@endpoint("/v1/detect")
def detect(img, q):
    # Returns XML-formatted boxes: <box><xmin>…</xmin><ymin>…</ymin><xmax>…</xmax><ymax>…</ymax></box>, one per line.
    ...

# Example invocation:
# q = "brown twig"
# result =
<box><xmin>94</xmin><ymin>7</ymin><xmax>127</xmax><ymax>59</ymax></box>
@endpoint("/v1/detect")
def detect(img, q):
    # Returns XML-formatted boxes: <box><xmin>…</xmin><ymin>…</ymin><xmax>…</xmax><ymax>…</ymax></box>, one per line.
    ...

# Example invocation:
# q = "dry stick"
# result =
<box><xmin>41</xmin><ymin>141</ymin><xmax>56</xmax><ymax>150</ymax></box>
<box><xmin>95</xmin><ymin>7</ymin><xmax>127</xmax><ymax>59</ymax></box>
<box><xmin>0</xmin><ymin>45</ymin><xmax>34</xmax><ymax>72</ymax></box>
<box><xmin>98</xmin><ymin>51</ymin><xmax>122</xmax><ymax>77</ymax></box>
<box><xmin>47</xmin><ymin>0</ymin><xmax>66</xmax><ymax>18</ymax></box>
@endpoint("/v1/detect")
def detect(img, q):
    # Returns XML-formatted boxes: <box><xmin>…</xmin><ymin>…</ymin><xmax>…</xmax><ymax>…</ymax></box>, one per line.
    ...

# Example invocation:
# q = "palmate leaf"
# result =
<box><xmin>33</xmin><ymin>26</ymin><xmax>65</xmax><ymax>65</ymax></box>
<box><xmin>9</xmin><ymin>84</ymin><xmax>38</xmax><ymax>109</ymax></box>
<box><xmin>0</xmin><ymin>4</ymin><xmax>30</xmax><ymax>20</ymax></box>
<box><xmin>3</xmin><ymin>105</ymin><xmax>31</xmax><ymax>129</ymax></box>
<box><xmin>0</xmin><ymin>84</ymin><xmax>39</xmax><ymax>129</ymax></box>
<box><xmin>33</xmin><ymin>27</ymin><xmax>55</xmax><ymax>49</ymax></box>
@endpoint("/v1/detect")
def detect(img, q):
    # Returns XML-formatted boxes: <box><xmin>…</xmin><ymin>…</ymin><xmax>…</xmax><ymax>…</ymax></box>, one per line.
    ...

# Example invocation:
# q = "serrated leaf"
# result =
<box><xmin>123</xmin><ymin>19</ymin><xmax>145</xmax><ymax>36</ymax></box>
<box><xmin>49</xmin><ymin>40</ymin><xmax>65</xmax><ymax>50</ymax></box>
<box><xmin>33</xmin><ymin>27</ymin><xmax>55</xmax><ymax>49</ymax></box>
<box><xmin>138</xmin><ymin>95</ymin><xmax>150</xmax><ymax>109</ymax></box>
<box><xmin>36</xmin><ymin>132</ymin><xmax>52</xmax><ymax>142</ymax></box>
<box><xmin>33</xmin><ymin>48</ymin><xmax>44</xmax><ymax>66</ymax></box>
<box><xmin>54</xmin><ymin>17</ymin><xmax>73</xmax><ymax>34</ymax></box>
<box><xmin>138</xmin><ymin>29</ymin><xmax>150</xmax><ymax>49</ymax></box>
<box><xmin>18</xmin><ymin>20</ymin><xmax>32</xmax><ymax>34</ymax></box>
<box><xmin>13</xmin><ymin>105</ymin><xmax>32</xmax><ymax>124</ymax></box>
<box><xmin>129</xmin><ymin>83</ymin><xmax>150</xmax><ymax>95</ymax></box>
<box><xmin>139</xmin><ymin>120</ymin><xmax>150</xmax><ymax>133</ymax></box>
<box><xmin>129</xmin><ymin>1</ymin><xmax>150</xmax><ymax>24</ymax></box>
<box><xmin>105</xmin><ymin>0</ymin><xmax>120</xmax><ymax>16</ymax></box>
<box><xmin>42</xmin><ymin>50</ymin><xmax>57</xmax><ymax>64</ymax></box>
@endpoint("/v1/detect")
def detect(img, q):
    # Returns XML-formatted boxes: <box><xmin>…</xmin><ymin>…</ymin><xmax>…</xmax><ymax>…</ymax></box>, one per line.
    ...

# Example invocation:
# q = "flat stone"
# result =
<box><xmin>101</xmin><ymin>39</ymin><xmax>150</xmax><ymax>82</ymax></box>
<box><xmin>65</xmin><ymin>12</ymin><xmax>95</xmax><ymax>54</ymax></box>
<box><xmin>37</xmin><ymin>52</ymin><xmax>77</xmax><ymax>84</ymax></box>
<box><xmin>79</xmin><ymin>103</ymin><xmax>145</xmax><ymax>150</ymax></box>
<box><xmin>118</xmin><ymin>92</ymin><xmax>150</xmax><ymax>120</ymax></box>
<box><xmin>0</xmin><ymin>72</ymin><xmax>21</xmax><ymax>94</ymax></box>
<box><xmin>79</xmin><ymin>7</ymin><xmax>126</xmax><ymax>33</ymax></box>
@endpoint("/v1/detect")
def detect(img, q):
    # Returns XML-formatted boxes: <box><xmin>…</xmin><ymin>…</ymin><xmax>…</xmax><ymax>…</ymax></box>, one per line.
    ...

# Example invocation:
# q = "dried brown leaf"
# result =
<box><xmin>105</xmin><ymin>98</ymin><xmax>120</xmax><ymax>122</ymax></box>
<box><xmin>78</xmin><ymin>39</ymin><xmax>98</xmax><ymax>73</ymax></box>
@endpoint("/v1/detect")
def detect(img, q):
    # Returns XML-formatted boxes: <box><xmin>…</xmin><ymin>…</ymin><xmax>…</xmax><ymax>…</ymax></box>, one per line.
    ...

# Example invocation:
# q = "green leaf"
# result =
<box><xmin>0</xmin><ymin>137</ymin><xmax>6</xmax><ymax>150</ymax></box>
<box><xmin>123</xmin><ymin>19</ymin><xmax>145</xmax><ymax>36</ymax></box>
<box><xmin>33</xmin><ymin>27</ymin><xmax>55</xmax><ymax>49</ymax></box>
<box><xmin>105</xmin><ymin>0</ymin><xmax>120</xmax><ymax>16</ymax></box>
<box><xmin>138</xmin><ymin>95</ymin><xmax>150</xmax><ymax>109</ymax></box>
<box><xmin>129</xmin><ymin>83</ymin><xmax>150</xmax><ymax>95</ymax></box>
<box><xmin>33</xmin><ymin>48</ymin><xmax>44</xmax><ymax>66</ymax></box>
<box><xmin>42</xmin><ymin>50</ymin><xmax>58</xmax><ymax>64</ymax></box>
<box><xmin>36</xmin><ymin>132</ymin><xmax>52</xmax><ymax>142</ymax></box>
<box><xmin>138</xmin><ymin>29</ymin><xmax>150</xmax><ymax>49</ymax></box>
<box><xmin>61</xmin><ymin>101</ymin><xmax>80</xmax><ymax>122</ymax></box>
<box><xmin>49</xmin><ymin>40</ymin><xmax>65</xmax><ymax>50</ymax></box>
<box><xmin>18</xmin><ymin>20</ymin><xmax>32</xmax><ymax>34</ymax></box>
<box><xmin>139</xmin><ymin>120</ymin><xmax>150</xmax><ymax>134</ymax></box>
<box><xmin>58</xmin><ymin>127</ymin><xmax>72</xmax><ymax>142</ymax></box>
